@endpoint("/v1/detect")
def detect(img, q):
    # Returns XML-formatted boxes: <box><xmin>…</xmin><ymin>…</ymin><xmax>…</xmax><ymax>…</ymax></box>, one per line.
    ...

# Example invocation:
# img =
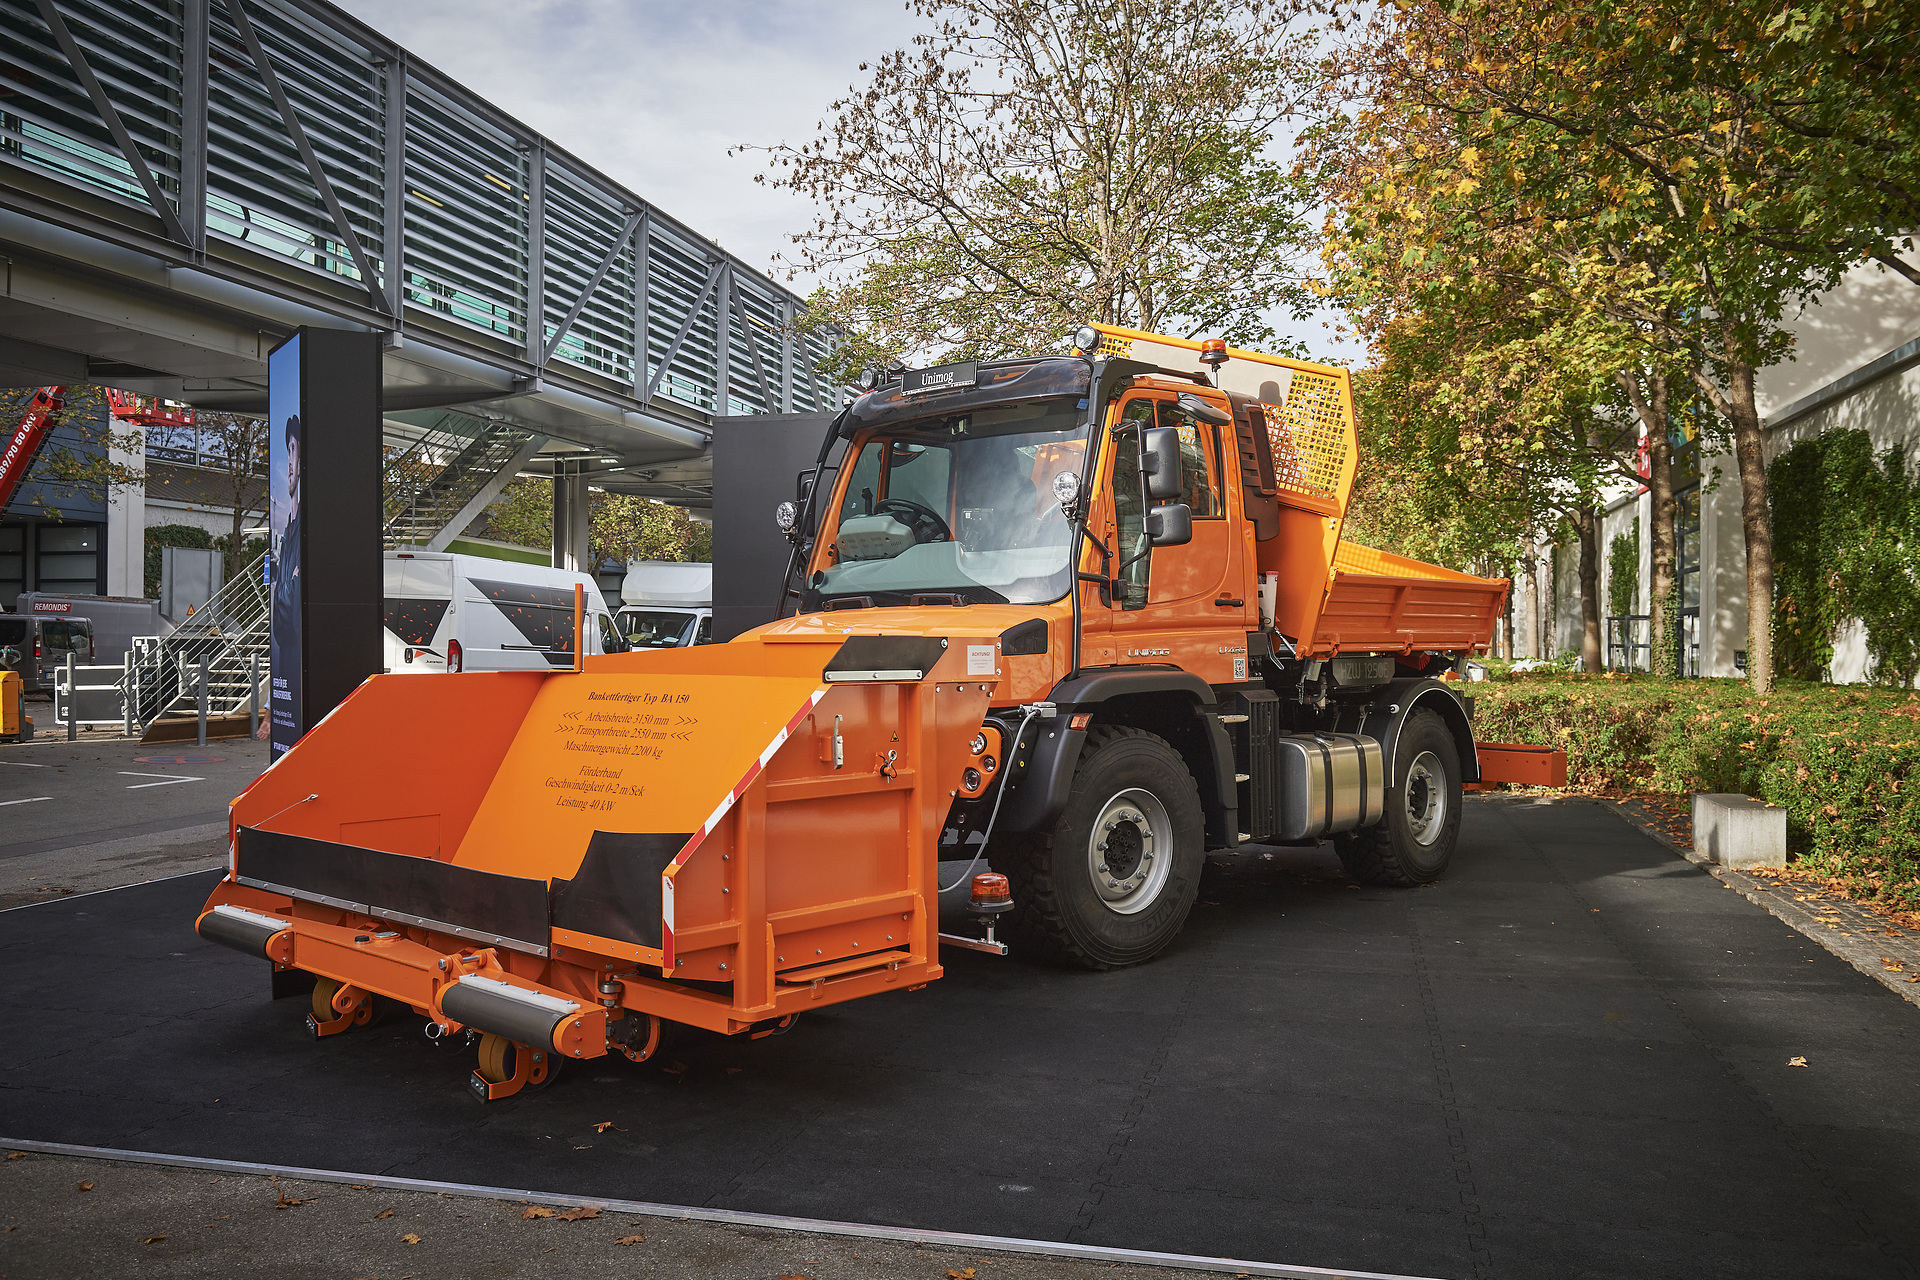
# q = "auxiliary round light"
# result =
<box><xmin>971</xmin><ymin>731</ymin><xmax>988</xmax><ymax>755</ymax></box>
<box><xmin>1052</xmin><ymin>470</ymin><xmax>1081</xmax><ymax>507</ymax></box>
<box><xmin>1073</xmin><ymin>324</ymin><xmax>1100</xmax><ymax>355</ymax></box>
<box><xmin>774</xmin><ymin>500</ymin><xmax>798</xmax><ymax>533</ymax></box>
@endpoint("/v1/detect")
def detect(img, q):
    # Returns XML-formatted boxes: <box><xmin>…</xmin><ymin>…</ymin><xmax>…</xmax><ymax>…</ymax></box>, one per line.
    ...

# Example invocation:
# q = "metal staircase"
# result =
<box><xmin>125</xmin><ymin>553</ymin><xmax>270</xmax><ymax>735</ymax></box>
<box><xmin>383</xmin><ymin>421</ymin><xmax>543</xmax><ymax>550</ymax></box>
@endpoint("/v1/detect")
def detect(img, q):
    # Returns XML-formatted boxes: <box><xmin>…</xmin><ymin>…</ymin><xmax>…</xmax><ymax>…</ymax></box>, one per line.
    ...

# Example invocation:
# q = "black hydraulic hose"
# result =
<box><xmin>773</xmin><ymin>404</ymin><xmax>853</xmax><ymax>620</ymax></box>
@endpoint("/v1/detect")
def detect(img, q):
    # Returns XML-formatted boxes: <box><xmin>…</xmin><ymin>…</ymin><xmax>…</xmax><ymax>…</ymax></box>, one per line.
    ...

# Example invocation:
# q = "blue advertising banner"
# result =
<box><xmin>268</xmin><ymin>333</ymin><xmax>302</xmax><ymax>759</ymax></box>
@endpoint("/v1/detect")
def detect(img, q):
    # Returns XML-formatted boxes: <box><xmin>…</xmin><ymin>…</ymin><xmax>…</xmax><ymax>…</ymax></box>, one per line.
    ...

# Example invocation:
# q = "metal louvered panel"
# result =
<box><xmin>0</xmin><ymin>0</ymin><xmax>840</xmax><ymax>430</ymax></box>
<box><xmin>539</xmin><ymin>162</ymin><xmax>633</xmax><ymax>382</ymax></box>
<box><xmin>204</xmin><ymin>0</ymin><xmax>384</xmax><ymax>289</ymax></box>
<box><xmin>0</xmin><ymin>0</ymin><xmax>183</xmax><ymax>206</ymax></box>
<box><xmin>402</xmin><ymin>81</ymin><xmax>526</xmax><ymax>344</ymax></box>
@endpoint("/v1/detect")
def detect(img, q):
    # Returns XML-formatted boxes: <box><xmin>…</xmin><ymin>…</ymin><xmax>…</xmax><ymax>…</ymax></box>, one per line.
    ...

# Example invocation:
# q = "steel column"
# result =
<box><xmin>780</xmin><ymin>299</ymin><xmax>795</xmax><ymax>413</ymax></box>
<box><xmin>715</xmin><ymin>265</ymin><xmax>731</xmax><ymax>415</ymax></box>
<box><xmin>632</xmin><ymin>209</ymin><xmax>651</xmax><ymax>398</ymax></box>
<box><xmin>523</xmin><ymin>140</ymin><xmax>546</xmax><ymax>365</ymax></box>
<box><xmin>381</xmin><ymin>55</ymin><xmax>407</xmax><ymax>320</ymax></box>
<box><xmin>180</xmin><ymin>0</ymin><xmax>210</xmax><ymax>254</ymax></box>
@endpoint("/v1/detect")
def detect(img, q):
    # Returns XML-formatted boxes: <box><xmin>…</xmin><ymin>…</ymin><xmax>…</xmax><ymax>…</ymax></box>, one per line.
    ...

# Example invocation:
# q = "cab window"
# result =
<box><xmin>838</xmin><ymin>444</ymin><xmax>884</xmax><ymax>521</ymax></box>
<box><xmin>885</xmin><ymin>443</ymin><xmax>952</xmax><ymax>516</ymax></box>
<box><xmin>1111</xmin><ymin>400</ymin><xmax>1154</xmax><ymax>610</ymax></box>
<box><xmin>1154</xmin><ymin>403</ymin><xmax>1221</xmax><ymax>518</ymax></box>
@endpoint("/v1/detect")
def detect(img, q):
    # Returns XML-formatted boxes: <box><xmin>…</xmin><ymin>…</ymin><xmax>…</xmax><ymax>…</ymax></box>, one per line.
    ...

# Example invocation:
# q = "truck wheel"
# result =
<box><xmin>1335</xmin><ymin>709</ymin><xmax>1462</xmax><ymax>886</ymax></box>
<box><xmin>1003</xmin><ymin>725</ymin><xmax>1204</xmax><ymax>969</ymax></box>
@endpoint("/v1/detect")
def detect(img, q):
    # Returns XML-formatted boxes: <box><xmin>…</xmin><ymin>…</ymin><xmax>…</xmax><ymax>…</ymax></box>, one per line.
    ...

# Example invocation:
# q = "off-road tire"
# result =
<box><xmin>1000</xmin><ymin>725</ymin><xmax>1205</xmax><ymax>969</ymax></box>
<box><xmin>1335</xmin><ymin>709</ymin><xmax>1462</xmax><ymax>887</ymax></box>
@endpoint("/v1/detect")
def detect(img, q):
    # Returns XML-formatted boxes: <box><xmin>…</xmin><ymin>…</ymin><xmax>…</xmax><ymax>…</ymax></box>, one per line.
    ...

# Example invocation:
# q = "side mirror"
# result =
<box><xmin>796</xmin><ymin>466</ymin><xmax>834</xmax><ymax>536</ymax></box>
<box><xmin>1141</xmin><ymin>426</ymin><xmax>1183</xmax><ymax>502</ymax></box>
<box><xmin>1146</xmin><ymin>502</ymin><xmax>1193</xmax><ymax>546</ymax></box>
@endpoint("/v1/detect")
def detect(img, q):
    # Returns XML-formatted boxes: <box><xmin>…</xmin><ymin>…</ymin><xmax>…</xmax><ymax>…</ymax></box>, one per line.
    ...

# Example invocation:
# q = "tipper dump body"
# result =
<box><xmin>196</xmin><ymin>321</ymin><xmax>1560</xmax><ymax>1099</ymax></box>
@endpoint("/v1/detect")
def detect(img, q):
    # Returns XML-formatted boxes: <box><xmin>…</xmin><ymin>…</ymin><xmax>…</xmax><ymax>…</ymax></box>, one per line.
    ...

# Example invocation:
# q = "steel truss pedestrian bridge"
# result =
<box><xmin>0</xmin><ymin>0</ymin><xmax>842</xmax><ymax>510</ymax></box>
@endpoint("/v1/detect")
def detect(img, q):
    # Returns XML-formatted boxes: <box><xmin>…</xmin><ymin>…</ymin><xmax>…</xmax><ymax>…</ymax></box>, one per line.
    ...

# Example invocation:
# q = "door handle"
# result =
<box><xmin>1214</xmin><ymin>597</ymin><xmax>1244</xmax><ymax>608</ymax></box>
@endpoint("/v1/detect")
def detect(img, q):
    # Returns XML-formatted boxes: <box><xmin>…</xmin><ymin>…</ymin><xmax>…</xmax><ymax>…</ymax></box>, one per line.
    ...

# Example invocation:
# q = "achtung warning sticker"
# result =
<box><xmin>967</xmin><ymin>644</ymin><xmax>996</xmax><ymax>676</ymax></box>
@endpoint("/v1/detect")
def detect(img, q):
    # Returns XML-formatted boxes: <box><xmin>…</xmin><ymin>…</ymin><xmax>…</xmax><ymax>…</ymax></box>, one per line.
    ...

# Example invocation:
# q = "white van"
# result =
<box><xmin>382</xmin><ymin>551</ymin><xmax>624</xmax><ymax>674</ymax></box>
<box><xmin>614</xmin><ymin>560</ymin><xmax>713</xmax><ymax>649</ymax></box>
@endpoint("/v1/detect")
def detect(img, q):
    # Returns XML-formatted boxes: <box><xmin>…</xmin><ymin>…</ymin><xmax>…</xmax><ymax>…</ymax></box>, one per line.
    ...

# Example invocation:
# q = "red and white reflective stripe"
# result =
<box><xmin>660</xmin><ymin>689</ymin><xmax>825</xmax><ymax>970</ymax></box>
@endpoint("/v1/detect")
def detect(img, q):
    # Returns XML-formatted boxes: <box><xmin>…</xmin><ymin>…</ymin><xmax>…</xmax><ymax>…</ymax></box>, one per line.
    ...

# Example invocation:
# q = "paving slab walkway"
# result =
<box><xmin>3</xmin><ymin>801</ymin><xmax>1918</xmax><ymax>1280</ymax></box>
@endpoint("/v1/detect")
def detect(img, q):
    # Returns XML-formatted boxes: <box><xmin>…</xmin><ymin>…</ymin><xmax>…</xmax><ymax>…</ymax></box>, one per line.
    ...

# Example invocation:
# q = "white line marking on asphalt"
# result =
<box><xmin>118</xmin><ymin>772</ymin><xmax>204</xmax><ymax>789</ymax></box>
<box><xmin>0</xmin><ymin>796</ymin><xmax>51</xmax><ymax>806</ymax></box>
<box><xmin>1</xmin><ymin>761</ymin><xmax>48</xmax><ymax>767</ymax></box>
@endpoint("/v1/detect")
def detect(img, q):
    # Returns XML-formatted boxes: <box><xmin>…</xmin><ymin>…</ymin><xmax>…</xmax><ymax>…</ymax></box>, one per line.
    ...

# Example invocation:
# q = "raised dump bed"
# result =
<box><xmin>196</xmin><ymin>628</ymin><xmax>1002</xmax><ymax>1099</ymax></box>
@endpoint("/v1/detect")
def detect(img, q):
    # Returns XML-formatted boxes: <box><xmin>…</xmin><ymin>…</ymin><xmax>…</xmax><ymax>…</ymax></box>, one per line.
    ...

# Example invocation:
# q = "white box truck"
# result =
<box><xmin>382</xmin><ymin>551</ymin><xmax>624</xmax><ymax>674</ymax></box>
<box><xmin>614</xmin><ymin>560</ymin><xmax>713</xmax><ymax>649</ymax></box>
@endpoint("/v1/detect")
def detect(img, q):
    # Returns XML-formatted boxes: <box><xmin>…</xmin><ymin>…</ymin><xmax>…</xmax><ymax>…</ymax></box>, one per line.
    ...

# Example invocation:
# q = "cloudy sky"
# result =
<box><xmin>332</xmin><ymin>0</ymin><xmax>1344</xmax><ymax>359</ymax></box>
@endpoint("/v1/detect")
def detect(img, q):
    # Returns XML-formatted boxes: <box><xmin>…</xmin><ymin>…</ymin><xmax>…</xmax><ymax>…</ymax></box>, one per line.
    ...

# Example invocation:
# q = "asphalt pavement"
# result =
<box><xmin>3</xmin><ymin>798</ymin><xmax>1916</xmax><ymax>1279</ymax></box>
<box><xmin>0</xmin><ymin>734</ymin><xmax>265</xmax><ymax>906</ymax></box>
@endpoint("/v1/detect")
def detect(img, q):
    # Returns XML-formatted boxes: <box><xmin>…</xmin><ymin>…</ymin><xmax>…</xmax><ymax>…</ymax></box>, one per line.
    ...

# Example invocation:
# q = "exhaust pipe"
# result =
<box><xmin>440</xmin><ymin>974</ymin><xmax>581</xmax><ymax>1050</ymax></box>
<box><xmin>196</xmin><ymin>904</ymin><xmax>293</xmax><ymax>958</ymax></box>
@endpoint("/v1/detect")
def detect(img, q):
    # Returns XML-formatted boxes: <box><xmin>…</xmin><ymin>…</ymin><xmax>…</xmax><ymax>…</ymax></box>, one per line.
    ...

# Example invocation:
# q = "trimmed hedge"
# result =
<box><xmin>1473</xmin><ymin>673</ymin><xmax>1920</xmax><ymax>912</ymax></box>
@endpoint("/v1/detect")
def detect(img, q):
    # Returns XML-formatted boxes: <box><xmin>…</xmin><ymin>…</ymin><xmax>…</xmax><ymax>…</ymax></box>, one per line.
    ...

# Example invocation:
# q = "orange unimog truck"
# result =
<box><xmin>194</xmin><ymin>323</ymin><xmax>1559</xmax><ymax>1100</ymax></box>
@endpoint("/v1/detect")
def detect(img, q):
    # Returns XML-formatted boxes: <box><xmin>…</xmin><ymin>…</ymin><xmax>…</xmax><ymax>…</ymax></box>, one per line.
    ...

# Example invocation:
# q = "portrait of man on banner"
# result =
<box><xmin>267</xmin><ymin>336</ymin><xmax>304</xmax><ymax>757</ymax></box>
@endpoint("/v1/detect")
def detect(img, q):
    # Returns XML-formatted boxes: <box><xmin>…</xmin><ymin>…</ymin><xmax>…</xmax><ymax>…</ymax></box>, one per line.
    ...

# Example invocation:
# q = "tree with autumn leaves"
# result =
<box><xmin>1318</xmin><ymin>0</ymin><xmax>1918</xmax><ymax>693</ymax></box>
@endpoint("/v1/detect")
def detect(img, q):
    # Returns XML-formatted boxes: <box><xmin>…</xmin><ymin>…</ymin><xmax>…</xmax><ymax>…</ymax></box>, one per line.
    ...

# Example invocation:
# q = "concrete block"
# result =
<box><xmin>1693</xmin><ymin>793</ymin><xmax>1787</xmax><ymax>869</ymax></box>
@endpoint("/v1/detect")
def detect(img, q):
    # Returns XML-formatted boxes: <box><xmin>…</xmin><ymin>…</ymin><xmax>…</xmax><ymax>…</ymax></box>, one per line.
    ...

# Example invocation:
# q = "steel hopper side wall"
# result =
<box><xmin>230</xmin><ymin>670</ymin><xmax>549</xmax><ymax>861</ymax></box>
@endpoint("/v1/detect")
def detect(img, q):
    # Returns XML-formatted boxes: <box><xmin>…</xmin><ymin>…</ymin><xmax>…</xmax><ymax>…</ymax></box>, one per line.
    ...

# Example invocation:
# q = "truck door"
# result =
<box><xmin>1095</xmin><ymin>392</ymin><xmax>1254</xmax><ymax>682</ymax></box>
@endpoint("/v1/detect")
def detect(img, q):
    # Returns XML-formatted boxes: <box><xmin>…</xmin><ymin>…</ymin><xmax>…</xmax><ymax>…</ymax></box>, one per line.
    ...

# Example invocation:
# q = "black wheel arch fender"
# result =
<box><xmin>995</xmin><ymin>667</ymin><xmax>1237</xmax><ymax>844</ymax></box>
<box><xmin>1354</xmin><ymin>678</ymin><xmax>1480</xmax><ymax>788</ymax></box>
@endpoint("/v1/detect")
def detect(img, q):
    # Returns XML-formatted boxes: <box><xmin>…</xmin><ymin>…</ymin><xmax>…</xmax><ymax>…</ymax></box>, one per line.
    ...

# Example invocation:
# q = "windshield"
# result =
<box><xmin>809</xmin><ymin>396</ymin><xmax>1089</xmax><ymax>607</ymax></box>
<box><xmin>619</xmin><ymin>609</ymin><xmax>698</xmax><ymax>647</ymax></box>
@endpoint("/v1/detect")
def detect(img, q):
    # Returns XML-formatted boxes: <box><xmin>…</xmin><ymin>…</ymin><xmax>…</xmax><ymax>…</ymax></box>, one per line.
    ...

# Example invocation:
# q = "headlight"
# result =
<box><xmin>1073</xmin><ymin>323</ymin><xmax>1099</xmax><ymax>355</ymax></box>
<box><xmin>774</xmin><ymin>500</ymin><xmax>798</xmax><ymax>533</ymax></box>
<box><xmin>1052</xmin><ymin>470</ymin><xmax>1081</xmax><ymax>508</ymax></box>
<box><xmin>971</xmin><ymin>732</ymin><xmax>987</xmax><ymax>755</ymax></box>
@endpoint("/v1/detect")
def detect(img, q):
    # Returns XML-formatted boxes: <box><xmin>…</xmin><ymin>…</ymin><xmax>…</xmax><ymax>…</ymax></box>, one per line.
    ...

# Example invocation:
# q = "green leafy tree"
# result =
<box><xmin>1314</xmin><ymin>0</ymin><xmax>1914</xmax><ymax>692</ymax></box>
<box><xmin>756</xmin><ymin>0</ymin><xmax>1324</xmax><ymax>374</ymax></box>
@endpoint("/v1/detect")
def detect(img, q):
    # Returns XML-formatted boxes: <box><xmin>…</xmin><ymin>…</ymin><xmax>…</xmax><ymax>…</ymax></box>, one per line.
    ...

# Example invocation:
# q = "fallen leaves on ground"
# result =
<box><xmin>660</xmin><ymin>1061</ymin><xmax>689</xmax><ymax>1076</ymax></box>
<box><xmin>615</xmin><ymin>1234</ymin><xmax>645</xmax><ymax>1245</ymax></box>
<box><xmin>948</xmin><ymin>1269</ymin><xmax>978</xmax><ymax>1279</ymax></box>
<box><xmin>274</xmin><ymin>1191</ymin><xmax>306</xmax><ymax>1209</ymax></box>
<box><xmin>400</xmin><ymin>1231</ymin><xmax>422</xmax><ymax>1244</ymax></box>
<box><xmin>1882</xmin><ymin>958</ymin><xmax>1906</xmax><ymax>971</ymax></box>
<box><xmin>522</xmin><ymin>1207</ymin><xmax>554</xmax><ymax>1220</ymax></box>
<box><xmin>76</xmin><ymin>1181</ymin><xmax>93</xmax><ymax>1192</ymax></box>
<box><xmin>1788</xmin><ymin>1056</ymin><xmax>1809</xmax><ymax>1067</ymax></box>
<box><xmin>556</xmin><ymin>1206</ymin><xmax>600</xmax><ymax>1222</ymax></box>
<box><xmin>591</xmin><ymin>1120</ymin><xmax>621</xmax><ymax>1133</ymax></box>
<box><xmin>141</xmin><ymin>1235</ymin><xmax>166</xmax><ymax>1244</ymax></box>
<box><xmin>5</xmin><ymin>1152</ymin><xmax>22</xmax><ymax>1160</ymax></box>
<box><xmin>373</xmin><ymin>1208</ymin><xmax>395</xmax><ymax>1219</ymax></box>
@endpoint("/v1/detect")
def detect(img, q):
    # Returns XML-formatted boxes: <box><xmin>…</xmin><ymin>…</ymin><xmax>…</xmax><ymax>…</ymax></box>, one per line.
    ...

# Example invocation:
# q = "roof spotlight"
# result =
<box><xmin>1073</xmin><ymin>324</ymin><xmax>1100</xmax><ymax>355</ymax></box>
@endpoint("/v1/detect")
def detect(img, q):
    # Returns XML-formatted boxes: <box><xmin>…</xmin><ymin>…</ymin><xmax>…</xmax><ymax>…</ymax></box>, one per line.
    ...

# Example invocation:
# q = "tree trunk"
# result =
<box><xmin>1524</xmin><ymin>550</ymin><xmax>1542</xmax><ymax>659</ymax></box>
<box><xmin>1615</xmin><ymin>365</ymin><xmax>1684</xmax><ymax>678</ymax></box>
<box><xmin>1644</xmin><ymin>376</ymin><xmax>1678</xmax><ymax>679</ymax></box>
<box><xmin>1574</xmin><ymin>507</ymin><xmax>1602</xmax><ymax>673</ymax></box>
<box><xmin>1723</xmin><ymin>359</ymin><xmax>1775</xmax><ymax>695</ymax></box>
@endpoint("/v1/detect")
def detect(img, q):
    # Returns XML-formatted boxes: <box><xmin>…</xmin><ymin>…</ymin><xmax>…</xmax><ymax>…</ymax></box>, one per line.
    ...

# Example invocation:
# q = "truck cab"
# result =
<box><xmin>757</xmin><ymin>325</ymin><xmax>1522</xmax><ymax>968</ymax></box>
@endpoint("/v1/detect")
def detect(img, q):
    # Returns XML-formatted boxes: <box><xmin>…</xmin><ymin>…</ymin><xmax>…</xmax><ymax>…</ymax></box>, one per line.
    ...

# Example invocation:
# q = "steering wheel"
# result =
<box><xmin>872</xmin><ymin>497</ymin><xmax>951</xmax><ymax>544</ymax></box>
